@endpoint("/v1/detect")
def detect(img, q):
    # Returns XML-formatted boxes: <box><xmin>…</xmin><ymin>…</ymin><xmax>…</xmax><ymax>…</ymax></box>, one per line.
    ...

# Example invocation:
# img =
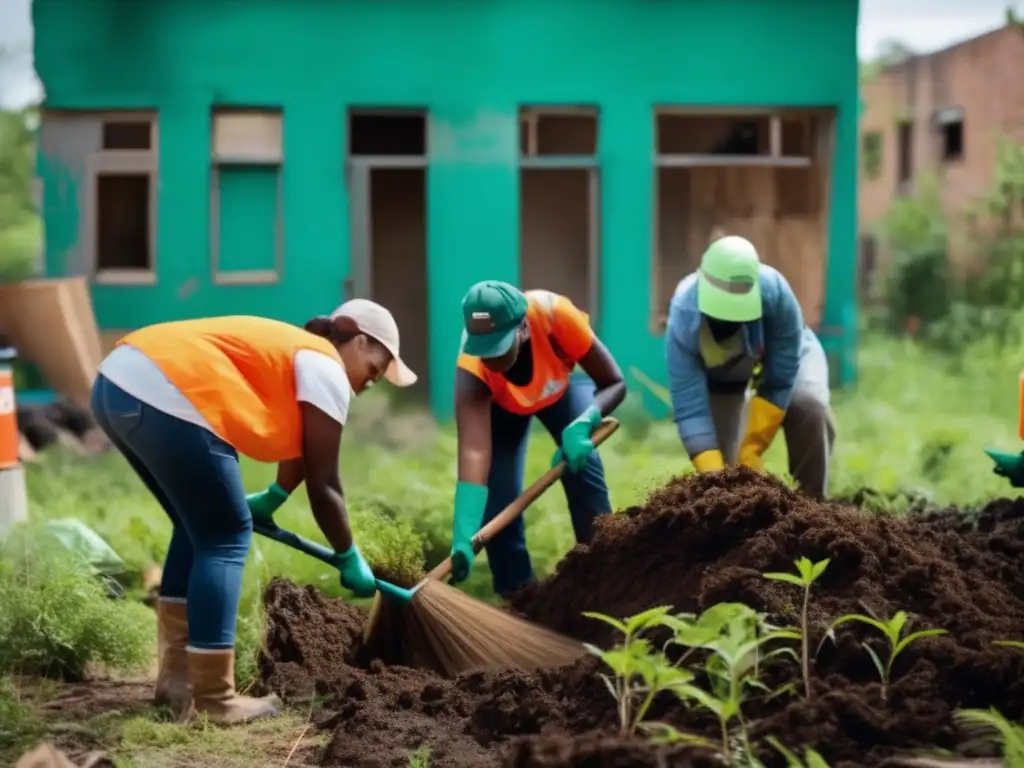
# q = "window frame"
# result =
<box><xmin>209</xmin><ymin>108</ymin><xmax>285</xmax><ymax>286</ymax></box>
<box><xmin>82</xmin><ymin>111</ymin><xmax>159</xmax><ymax>285</ymax></box>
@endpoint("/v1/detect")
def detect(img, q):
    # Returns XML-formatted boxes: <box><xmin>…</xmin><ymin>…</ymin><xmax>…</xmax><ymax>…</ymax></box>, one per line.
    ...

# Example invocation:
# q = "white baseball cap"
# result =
<box><xmin>330</xmin><ymin>299</ymin><xmax>417</xmax><ymax>387</ymax></box>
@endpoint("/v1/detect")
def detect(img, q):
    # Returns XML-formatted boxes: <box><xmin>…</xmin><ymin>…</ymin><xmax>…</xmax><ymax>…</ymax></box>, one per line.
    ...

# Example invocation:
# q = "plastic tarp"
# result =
<box><xmin>36</xmin><ymin>518</ymin><xmax>124</xmax><ymax>577</ymax></box>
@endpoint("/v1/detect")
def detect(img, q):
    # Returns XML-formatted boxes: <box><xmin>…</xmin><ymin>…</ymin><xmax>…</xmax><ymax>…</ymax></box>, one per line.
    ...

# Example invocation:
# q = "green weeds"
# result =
<box><xmin>0</xmin><ymin>530</ymin><xmax>153</xmax><ymax>681</ymax></box>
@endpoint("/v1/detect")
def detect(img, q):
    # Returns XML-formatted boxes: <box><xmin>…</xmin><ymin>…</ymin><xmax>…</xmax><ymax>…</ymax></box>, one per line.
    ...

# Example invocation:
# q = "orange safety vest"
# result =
<box><xmin>457</xmin><ymin>290</ymin><xmax>593</xmax><ymax>415</ymax></box>
<box><xmin>118</xmin><ymin>316</ymin><xmax>342</xmax><ymax>462</ymax></box>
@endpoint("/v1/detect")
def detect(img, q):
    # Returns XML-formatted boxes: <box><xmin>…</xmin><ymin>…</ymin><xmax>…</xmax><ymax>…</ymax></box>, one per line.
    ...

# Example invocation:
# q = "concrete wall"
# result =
<box><xmin>34</xmin><ymin>0</ymin><xmax>860</xmax><ymax>418</ymax></box>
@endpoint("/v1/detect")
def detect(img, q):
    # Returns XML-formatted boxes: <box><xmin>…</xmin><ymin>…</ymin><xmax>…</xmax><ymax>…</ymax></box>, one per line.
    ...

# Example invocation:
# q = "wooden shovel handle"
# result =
<box><xmin>425</xmin><ymin>416</ymin><xmax>620</xmax><ymax>582</ymax></box>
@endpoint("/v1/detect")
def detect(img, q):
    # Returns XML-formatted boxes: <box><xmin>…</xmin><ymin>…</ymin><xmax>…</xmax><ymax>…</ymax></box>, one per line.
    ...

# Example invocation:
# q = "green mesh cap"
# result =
<box><xmin>697</xmin><ymin>235</ymin><xmax>763</xmax><ymax>322</ymax></box>
<box><xmin>461</xmin><ymin>280</ymin><xmax>528</xmax><ymax>358</ymax></box>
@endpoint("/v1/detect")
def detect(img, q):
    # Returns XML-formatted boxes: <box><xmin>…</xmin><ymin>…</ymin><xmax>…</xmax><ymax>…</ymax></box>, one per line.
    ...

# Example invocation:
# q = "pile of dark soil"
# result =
<box><xmin>259</xmin><ymin>468</ymin><xmax>1024</xmax><ymax>768</ymax></box>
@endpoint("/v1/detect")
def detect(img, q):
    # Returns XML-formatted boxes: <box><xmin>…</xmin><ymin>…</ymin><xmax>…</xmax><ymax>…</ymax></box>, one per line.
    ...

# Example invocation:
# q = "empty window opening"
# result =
<box><xmin>96</xmin><ymin>173</ymin><xmax>151</xmax><ymax>270</ymax></box>
<box><xmin>519</xmin><ymin>108</ymin><xmax>598</xmax><ymax>156</ymax></box>
<box><xmin>861</xmin><ymin>132</ymin><xmax>882</xmax><ymax>179</ymax></box>
<box><xmin>941</xmin><ymin>119</ymin><xmax>963</xmax><ymax>161</ymax></box>
<box><xmin>347</xmin><ymin>165</ymin><xmax>429</xmax><ymax>393</ymax></box>
<box><xmin>657</xmin><ymin>114</ymin><xmax>770</xmax><ymax>156</ymax></box>
<box><xmin>102</xmin><ymin>119</ymin><xmax>152</xmax><ymax>150</ymax></box>
<box><xmin>519</xmin><ymin>168</ymin><xmax>598</xmax><ymax>315</ymax></box>
<box><xmin>349</xmin><ymin>111</ymin><xmax>426</xmax><ymax>156</ymax></box>
<box><xmin>897</xmin><ymin>121</ymin><xmax>913</xmax><ymax>184</ymax></box>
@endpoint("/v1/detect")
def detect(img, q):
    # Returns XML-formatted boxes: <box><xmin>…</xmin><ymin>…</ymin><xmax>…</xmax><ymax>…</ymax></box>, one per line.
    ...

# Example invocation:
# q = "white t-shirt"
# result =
<box><xmin>98</xmin><ymin>344</ymin><xmax>352</xmax><ymax>436</ymax></box>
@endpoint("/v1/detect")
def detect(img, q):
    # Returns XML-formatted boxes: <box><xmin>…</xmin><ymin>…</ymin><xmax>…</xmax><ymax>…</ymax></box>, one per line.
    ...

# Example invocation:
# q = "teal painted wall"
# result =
<box><xmin>34</xmin><ymin>0</ymin><xmax>860</xmax><ymax>420</ymax></box>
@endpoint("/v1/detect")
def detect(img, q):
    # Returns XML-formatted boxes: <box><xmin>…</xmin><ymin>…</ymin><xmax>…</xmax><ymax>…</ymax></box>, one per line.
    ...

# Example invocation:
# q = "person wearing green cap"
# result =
<box><xmin>450</xmin><ymin>281</ymin><xmax>626</xmax><ymax>597</ymax></box>
<box><xmin>665</xmin><ymin>235</ymin><xmax>835</xmax><ymax>498</ymax></box>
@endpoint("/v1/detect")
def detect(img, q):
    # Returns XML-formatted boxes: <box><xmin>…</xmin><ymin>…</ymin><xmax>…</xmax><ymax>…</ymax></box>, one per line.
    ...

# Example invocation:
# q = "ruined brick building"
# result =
<box><xmin>858</xmin><ymin>21</ymin><xmax>1024</xmax><ymax>296</ymax></box>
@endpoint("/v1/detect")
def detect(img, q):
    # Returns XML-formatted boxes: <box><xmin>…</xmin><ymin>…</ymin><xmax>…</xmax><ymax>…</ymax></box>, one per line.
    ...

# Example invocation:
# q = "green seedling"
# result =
<box><xmin>763</xmin><ymin>557</ymin><xmax>831</xmax><ymax>699</ymax></box>
<box><xmin>407</xmin><ymin>745</ymin><xmax>432</xmax><ymax>768</ymax></box>
<box><xmin>829</xmin><ymin>611</ymin><xmax>947</xmax><ymax>700</ymax></box>
<box><xmin>665</xmin><ymin>603</ymin><xmax>800</xmax><ymax>762</ymax></box>
<box><xmin>992</xmin><ymin>639</ymin><xmax>1024</xmax><ymax>650</ymax></box>
<box><xmin>954</xmin><ymin>708</ymin><xmax>1024</xmax><ymax>765</ymax></box>
<box><xmin>584</xmin><ymin>606</ymin><xmax>695</xmax><ymax>736</ymax></box>
<box><xmin>766</xmin><ymin>736</ymin><xmax>832</xmax><ymax>768</ymax></box>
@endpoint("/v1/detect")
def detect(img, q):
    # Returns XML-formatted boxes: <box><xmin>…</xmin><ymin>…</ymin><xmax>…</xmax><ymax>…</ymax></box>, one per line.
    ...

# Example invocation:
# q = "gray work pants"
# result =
<box><xmin>710</xmin><ymin>339</ymin><xmax>836</xmax><ymax>499</ymax></box>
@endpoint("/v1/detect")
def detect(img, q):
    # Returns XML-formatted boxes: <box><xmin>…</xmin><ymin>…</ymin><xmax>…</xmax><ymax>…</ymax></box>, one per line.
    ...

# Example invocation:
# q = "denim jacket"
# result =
<box><xmin>665</xmin><ymin>264</ymin><xmax>805</xmax><ymax>457</ymax></box>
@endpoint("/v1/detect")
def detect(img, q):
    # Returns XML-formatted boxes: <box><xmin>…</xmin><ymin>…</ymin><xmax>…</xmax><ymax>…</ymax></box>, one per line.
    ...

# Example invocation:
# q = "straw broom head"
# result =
<box><xmin>365</xmin><ymin>581</ymin><xmax>585</xmax><ymax>678</ymax></box>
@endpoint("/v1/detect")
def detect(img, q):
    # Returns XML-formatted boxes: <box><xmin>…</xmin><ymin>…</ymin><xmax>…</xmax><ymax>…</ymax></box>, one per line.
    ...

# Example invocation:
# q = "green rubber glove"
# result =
<box><xmin>450</xmin><ymin>482</ymin><xmax>488</xmax><ymax>584</ymax></box>
<box><xmin>335</xmin><ymin>543</ymin><xmax>376</xmax><ymax>598</ymax></box>
<box><xmin>247</xmin><ymin>482</ymin><xmax>290</xmax><ymax>522</ymax></box>
<box><xmin>553</xmin><ymin>404</ymin><xmax>602</xmax><ymax>473</ymax></box>
<box><xmin>984</xmin><ymin>448</ymin><xmax>1024</xmax><ymax>487</ymax></box>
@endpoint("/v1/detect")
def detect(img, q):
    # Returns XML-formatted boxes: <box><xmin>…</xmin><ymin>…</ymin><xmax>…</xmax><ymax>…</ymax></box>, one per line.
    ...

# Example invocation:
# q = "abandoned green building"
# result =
<box><xmin>33</xmin><ymin>0</ymin><xmax>860</xmax><ymax>417</ymax></box>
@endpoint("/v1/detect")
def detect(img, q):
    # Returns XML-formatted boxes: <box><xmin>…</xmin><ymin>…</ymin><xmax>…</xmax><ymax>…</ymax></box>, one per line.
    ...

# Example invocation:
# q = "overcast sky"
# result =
<box><xmin>1</xmin><ymin>0</ymin><xmax>1021</xmax><ymax>108</ymax></box>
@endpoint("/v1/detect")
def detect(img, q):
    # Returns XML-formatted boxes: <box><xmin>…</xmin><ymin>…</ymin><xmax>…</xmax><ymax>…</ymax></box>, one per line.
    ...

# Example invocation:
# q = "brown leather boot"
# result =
<box><xmin>154</xmin><ymin>599</ymin><xmax>191</xmax><ymax>711</ymax></box>
<box><xmin>187</xmin><ymin>648</ymin><xmax>281</xmax><ymax>725</ymax></box>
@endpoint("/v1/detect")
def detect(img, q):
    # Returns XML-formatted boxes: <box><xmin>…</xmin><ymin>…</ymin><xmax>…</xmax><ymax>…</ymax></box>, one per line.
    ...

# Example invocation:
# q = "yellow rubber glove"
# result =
<box><xmin>738</xmin><ymin>396</ymin><xmax>786</xmax><ymax>471</ymax></box>
<box><xmin>692</xmin><ymin>449</ymin><xmax>725</xmax><ymax>473</ymax></box>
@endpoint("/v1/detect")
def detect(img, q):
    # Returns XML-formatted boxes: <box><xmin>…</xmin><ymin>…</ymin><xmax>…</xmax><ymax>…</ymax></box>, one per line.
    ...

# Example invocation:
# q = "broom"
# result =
<box><xmin>255</xmin><ymin>417</ymin><xmax>619</xmax><ymax>677</ymax></box>
<box><xmin>361</xmin><ymin>416</ymin><xmax>620</xmax><ymax>675</ymax></box>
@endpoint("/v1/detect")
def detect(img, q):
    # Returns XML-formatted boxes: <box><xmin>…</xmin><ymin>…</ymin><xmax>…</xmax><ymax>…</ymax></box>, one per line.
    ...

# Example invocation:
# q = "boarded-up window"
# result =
<box><xmin>653</xmin><ymin>109</ymin><xmax>833</xmax><ymax>330</ymax></box>
<box><xmin>210</xmin><ymin>109</ymin><xmax>283</xmax><ymax>283</ymax></box>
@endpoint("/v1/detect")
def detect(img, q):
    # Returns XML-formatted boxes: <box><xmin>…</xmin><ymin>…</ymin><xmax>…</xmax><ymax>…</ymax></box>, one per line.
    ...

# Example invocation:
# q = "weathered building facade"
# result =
<box><xmin>858</xmin><ymin>22</ymin><xmax>1024</xmax><ymax>288</ymax></box>
<box><xmin>34</xmin><ymin>0</ymin><xmax>860</xmax><ymax>417</ymax></box>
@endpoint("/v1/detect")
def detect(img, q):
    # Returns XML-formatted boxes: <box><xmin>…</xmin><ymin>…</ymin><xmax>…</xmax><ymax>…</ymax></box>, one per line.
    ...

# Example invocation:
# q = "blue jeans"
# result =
<box><xmin>90</xmin><ymin>375</ymin><xmax>251</xmax><ymax>649</ymax></box>
<box><xmin>484</xmin><ymin>375</ymin><xmax>611</xmax><ymax>597</ymax></box>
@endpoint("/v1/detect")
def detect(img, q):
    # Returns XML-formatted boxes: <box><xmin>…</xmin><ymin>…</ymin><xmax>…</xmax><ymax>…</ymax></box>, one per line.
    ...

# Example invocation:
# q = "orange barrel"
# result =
<box><xmin>0</xmin><ymin>366</ymin><xmax>17</xmax><ymax>470</ymax></box>
<box><xmin>1019</xmin><ymin>370</ymin><xmax>1024</xmax><ymax>441</ymax></box>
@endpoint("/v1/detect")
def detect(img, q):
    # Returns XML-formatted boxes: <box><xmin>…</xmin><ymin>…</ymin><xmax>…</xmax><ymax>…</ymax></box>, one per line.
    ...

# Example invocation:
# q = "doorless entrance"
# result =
<box><xmin>346</xmin><ymin>109</ymin><xmax>429</xmax><ymax>393</ymax></box>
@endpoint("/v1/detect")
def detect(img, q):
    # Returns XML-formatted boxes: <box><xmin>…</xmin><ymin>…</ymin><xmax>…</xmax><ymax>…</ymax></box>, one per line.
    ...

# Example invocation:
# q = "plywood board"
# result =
<box><xmin>0</xmin><ymin>277</ymin><xmax>103</xmax><ymax>408</ymax></box>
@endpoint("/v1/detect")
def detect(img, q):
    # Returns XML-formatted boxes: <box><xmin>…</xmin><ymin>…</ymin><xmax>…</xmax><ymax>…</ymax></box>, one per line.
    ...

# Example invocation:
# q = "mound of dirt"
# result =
<box><xmin>259</xmin><ymin>469</ymin><xmax>1024</xmax><ymax>768</ymax></box>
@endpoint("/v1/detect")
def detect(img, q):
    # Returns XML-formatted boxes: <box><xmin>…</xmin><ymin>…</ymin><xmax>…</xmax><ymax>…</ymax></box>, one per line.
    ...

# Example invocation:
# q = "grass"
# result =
<box><xmin>5</xmin><ymin>332</ymin><xmax>1024</xmax><ymax>763</ymax></box>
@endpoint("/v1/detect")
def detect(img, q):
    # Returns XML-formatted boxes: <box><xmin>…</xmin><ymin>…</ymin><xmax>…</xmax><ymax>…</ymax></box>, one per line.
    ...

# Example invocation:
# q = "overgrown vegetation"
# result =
<box><xmin>0</xmin><ymin>529</ymin><xmax>153</xmax><ymax>681</ymax></box>
<box><xmin>874</xmin><ymin>138</ymin><xmax>1024</xmax><ymax>352</ymax></box>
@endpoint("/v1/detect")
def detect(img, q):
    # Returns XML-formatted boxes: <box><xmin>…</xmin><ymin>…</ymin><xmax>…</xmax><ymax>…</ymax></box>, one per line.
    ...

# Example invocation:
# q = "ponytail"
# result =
<box><xmin>303</xmin><ymin>315</ymin><xmax>363</xmax><ymax>345</ymax></box>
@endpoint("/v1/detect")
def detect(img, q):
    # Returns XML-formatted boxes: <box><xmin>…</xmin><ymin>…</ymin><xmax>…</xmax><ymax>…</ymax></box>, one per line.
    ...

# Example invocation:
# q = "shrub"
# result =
<box><xmin>0</xmin><ymin>677</ymin><xmax>43</xmax><ymax>761</ymax></box>
<box><xmin>0</xmin><ymin>529</ymin><xmax>154</xmax><ymax>681</ymax></box>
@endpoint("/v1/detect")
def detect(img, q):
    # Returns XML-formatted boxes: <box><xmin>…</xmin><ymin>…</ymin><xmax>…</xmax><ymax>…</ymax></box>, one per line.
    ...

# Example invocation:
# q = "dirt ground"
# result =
<box><xmin>258</xmin><ymin>468</ymin><xmax>1024</xmax><ymax>768</ymax></box>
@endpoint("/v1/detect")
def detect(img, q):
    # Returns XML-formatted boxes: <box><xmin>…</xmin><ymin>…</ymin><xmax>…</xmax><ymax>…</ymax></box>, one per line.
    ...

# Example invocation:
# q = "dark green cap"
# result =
<box><xmin>461</xmin><ymin>280</ymin><xmax>528</xmax><ymax>358</ymax></box>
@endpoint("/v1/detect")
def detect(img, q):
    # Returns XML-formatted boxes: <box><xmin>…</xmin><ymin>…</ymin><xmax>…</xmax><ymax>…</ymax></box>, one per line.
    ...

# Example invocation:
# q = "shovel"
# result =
<box><xmin>253</xmin><ymin>417</ymin><xmax>620</xmax><ymax>601</ymax></box>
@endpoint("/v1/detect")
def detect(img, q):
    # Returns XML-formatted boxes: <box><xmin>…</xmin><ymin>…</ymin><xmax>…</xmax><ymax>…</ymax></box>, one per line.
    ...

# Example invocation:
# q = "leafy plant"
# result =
<box><xmin>829</xmin><ymin>611</ymin><xmax>947</xmax><ymax>700</ymax></box>
<box><xmin>954</xmin><ymin>708</ymin><xmax>1024</xmax><ymax>765</ymax></box>
<box><xmin>407</xmin><ymin>745</ymin><xmax>432</xmax><ymax>768</ymax></box>
<box><xmin>584</xmin><ymin>606</ymin><xmax>695</xmax><ymax>736</ymax></box>
<box><xmin>665</xmin><ymin>603</ymin><xmax>800</xmax><ymax>762</ymax></box>
<box><xmin>763</xmin><ymin>557</ymin><xmax>830</xmax><ymax>699</ymax></box>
